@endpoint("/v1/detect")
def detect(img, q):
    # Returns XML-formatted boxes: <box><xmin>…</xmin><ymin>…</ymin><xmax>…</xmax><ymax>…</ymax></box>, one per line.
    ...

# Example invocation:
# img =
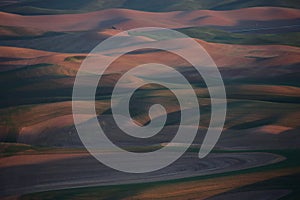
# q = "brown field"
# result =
<box><xmin>0</xmin><ymin>7</ymin><xmax>299</xmax><ymax>32</ymax></box>
<box><xmin>0</xmin><ymin>152</ymin><xmax>89</xmax><ymax>168</ymax></box>
<box><xmin>1</xmin><ymin>37</ymin><xmax>300</xmax><ymax>72</ymax></box>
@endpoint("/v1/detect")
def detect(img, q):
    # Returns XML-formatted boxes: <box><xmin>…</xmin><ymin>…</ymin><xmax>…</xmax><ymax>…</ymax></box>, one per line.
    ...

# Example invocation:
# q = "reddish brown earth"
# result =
<box><xmin>0</xmin><ymin>7</ymin><xmax>299</xmax><ymax>31</ymax></box>
<box><xmin>1</xmin><ymin>38</ymin><xmax>299</xmax><ymax>73</ymax></box>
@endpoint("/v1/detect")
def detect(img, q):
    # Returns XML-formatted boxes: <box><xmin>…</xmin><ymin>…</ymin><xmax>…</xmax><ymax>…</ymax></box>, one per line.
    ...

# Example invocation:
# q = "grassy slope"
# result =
<box><xmin>0</xmin><ymin>0</ymin><xmax>300</xmax><ymax>14</ymax></box>
<box><xmin>122</xmin><ymin>0</ymin><xmax>300</xmax><ymax>12</ymax></box>
<box><xmin>177</xmin><ymin>27</ymin><xmax>300</xmax><ymax>47</ymax></box>
<box><xmin>1</xmin><ymin>87</ymin><xmax>299</xmax><ymax>143</ymax></box>
<box><xmin>205</xmin><ymin>173</ymin><xmax>300</xmax><ymax>200</ymax></box>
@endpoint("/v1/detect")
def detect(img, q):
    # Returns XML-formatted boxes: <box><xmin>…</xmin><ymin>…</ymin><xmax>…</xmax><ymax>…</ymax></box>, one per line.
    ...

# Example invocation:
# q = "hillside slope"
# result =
<box><xmin>0</xmin><ymin>7</ymin><xmax>299</xmax><ymax>32</ymax></box>
<box><xmin>0</xmin><ymin>0</ymin><xmax>299</xmax><ymax>14</ymax></box>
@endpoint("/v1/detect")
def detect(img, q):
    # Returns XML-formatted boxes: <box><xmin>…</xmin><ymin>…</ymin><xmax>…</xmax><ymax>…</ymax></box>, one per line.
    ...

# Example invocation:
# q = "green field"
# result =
<box><xmin>178</xmin><ymin>27</ymin><xmax>300</xmax><ymax>47</ymax></box>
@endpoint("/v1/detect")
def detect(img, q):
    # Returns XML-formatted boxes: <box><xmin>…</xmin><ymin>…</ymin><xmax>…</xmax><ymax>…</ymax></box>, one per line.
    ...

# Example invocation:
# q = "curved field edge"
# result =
<box><xmin>17</xmin><ymin>149</ymin><xmax>300</xmax><ymax>200</ymax></box>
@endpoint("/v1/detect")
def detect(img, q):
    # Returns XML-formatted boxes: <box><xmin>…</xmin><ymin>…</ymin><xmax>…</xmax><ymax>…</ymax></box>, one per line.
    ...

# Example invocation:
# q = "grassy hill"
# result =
<box><xmin>1</xmin><ymin>0</ymin><xmax>300</xmax><ymax>14</ymax></box>
<box><xmin>177</xmin><ymin>27</ymin><xmax>300</xmax><ymax>47</ymax></box>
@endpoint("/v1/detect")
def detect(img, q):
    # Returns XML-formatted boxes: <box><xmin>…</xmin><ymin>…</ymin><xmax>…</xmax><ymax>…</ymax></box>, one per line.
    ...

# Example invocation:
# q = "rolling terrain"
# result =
<box><xmin>0</xmin><ymin>7</ymin><xmax>299</xmax><ymax>32</ymax></box>
<box><xmin>1</xmin><ymin>0</ymin><xmax>300</xmax><ymax>14</ymax></box>
<box><xmin>0</xmin><ymin>2</ymin><xmax>300</xmax><ymax>200</ymax></box>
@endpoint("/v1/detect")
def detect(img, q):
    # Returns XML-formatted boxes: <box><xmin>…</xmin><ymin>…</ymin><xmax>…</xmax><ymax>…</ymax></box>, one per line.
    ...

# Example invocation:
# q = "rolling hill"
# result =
<box><xmin>0</xmin><ymin>0</ymin><xmax>299</xmax><ymax>14</ymax></box>
<box><xmin>1</xmin><ymin>2</ymin><xmax>300</xmax><ymax>200</ymax></box>
<box><xmin>0</xmin><ymin>7</ymin><xmax>299</xmax><ymax>32</ymax></box>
